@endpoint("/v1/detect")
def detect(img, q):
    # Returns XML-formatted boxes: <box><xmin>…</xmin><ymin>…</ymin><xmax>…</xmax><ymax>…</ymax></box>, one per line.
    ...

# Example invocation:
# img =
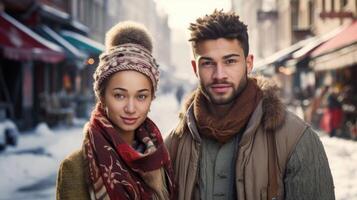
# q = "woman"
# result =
<box><xmin>56</xmin><ymin>21</ymin><xmax>175</xmax><ymax>200</ymax></box>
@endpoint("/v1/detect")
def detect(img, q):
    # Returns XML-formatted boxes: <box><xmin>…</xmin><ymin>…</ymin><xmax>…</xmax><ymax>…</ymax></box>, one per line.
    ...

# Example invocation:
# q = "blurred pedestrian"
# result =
<box><xmin>320</xmin><ymin>86</ymin><xmax>343</xmax><ymax>137</ymax></box>
<box><xmin>305</xmin><ymin>85</ymin><xmax>329</xmax><ymax>126</ymax></box>
<box><xmin>175</xmin><ymin>85</ymin><xmax>184</xmax><ymax>104</ymax></box>
<box><xmin>165</xmin><ymin>10</ymin><xmax>334</xmax><ymax>200</ymax></box>
<box><xmin>56</xmin><ymin>22</ymin><xmax>175</xmax><ymax>200</ymax></box>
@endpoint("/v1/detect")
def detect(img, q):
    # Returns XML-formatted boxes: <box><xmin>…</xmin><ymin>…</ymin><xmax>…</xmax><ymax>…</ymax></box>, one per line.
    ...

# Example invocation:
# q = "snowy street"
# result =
<box><xmin>0</xmin><ymin>94</ymin><xmax>356</xmax><ymax>199</ymax></box>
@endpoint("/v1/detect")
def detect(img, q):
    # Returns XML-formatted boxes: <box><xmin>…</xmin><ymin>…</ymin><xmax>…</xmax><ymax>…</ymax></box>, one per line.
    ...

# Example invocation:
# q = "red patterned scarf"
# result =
<box><xmin>83</xmin><ymin>105</ymin><xmax>175</xmax><ymax>200</ymax></box>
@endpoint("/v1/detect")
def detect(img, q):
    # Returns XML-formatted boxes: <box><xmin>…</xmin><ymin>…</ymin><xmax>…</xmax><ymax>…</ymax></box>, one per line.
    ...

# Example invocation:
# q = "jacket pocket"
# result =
<box><xmin>260</xmin><ymin>187</ymin><xmax>267</xmax><ymax>200</ymax></box>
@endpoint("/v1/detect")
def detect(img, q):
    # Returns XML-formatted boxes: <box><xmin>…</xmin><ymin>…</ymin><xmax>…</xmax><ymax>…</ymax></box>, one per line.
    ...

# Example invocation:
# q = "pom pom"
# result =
<box><xmin>105</xmin><ymin>21</ymin><xmax>153</xmax><ymax>53</ymax></box>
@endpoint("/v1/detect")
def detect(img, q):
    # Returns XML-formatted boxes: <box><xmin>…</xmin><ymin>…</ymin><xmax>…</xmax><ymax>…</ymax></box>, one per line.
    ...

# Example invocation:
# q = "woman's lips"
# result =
<box><xmin>211</xmin><ymin>84</ymin><xmax>231</xmax><ymax>93</ymax></box>
<box><xmin>121</xmin><ymin>117</ymin><xmax>139</xmax><ymax>125</ymax></box>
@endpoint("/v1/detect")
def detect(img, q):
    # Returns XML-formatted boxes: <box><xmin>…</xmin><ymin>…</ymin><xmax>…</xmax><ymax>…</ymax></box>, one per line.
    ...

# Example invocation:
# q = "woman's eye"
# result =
<box><xmin>114</xmin><ymin>94</ymin><xmax>125</xmax><ymax>99</ymax></box>
<box><xmin>137</xmin><ymin>95</ymin><xmax>147</xmax><ymax>100</ymax></box>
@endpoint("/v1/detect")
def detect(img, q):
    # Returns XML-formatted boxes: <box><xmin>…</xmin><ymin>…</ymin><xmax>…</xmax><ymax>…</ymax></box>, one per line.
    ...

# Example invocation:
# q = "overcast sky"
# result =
<box><xmin>153</xmin><ymin>0</ymin><xmax>232</xmax><ymax>80</ymax></box>
<box><xmin>154</xmin><ymin>0</ymin><xmax>232</xmax><ymax>31</ymax></box>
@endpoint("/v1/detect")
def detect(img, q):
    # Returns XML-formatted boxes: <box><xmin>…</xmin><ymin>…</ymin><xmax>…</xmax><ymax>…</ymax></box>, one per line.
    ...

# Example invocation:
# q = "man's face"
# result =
<box><xmin>193</xmin><ymin>38</ymin><xmax>253</xmax><ymax>105</ymax></box>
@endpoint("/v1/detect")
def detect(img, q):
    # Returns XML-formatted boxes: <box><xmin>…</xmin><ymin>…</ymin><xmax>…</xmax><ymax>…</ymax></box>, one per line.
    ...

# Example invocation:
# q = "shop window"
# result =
<box><xmin>291</xmin><ymin>0</ymin><xmax>299</xmax><ymax>29</ymax></box>
<box><xmin>340</xmin><ymin>0</ymin><xmax>348</xmax><ymax>10</ymax></box>
<box><xmin>309</xmin><ymin>0</ymin><xmax>314</xmax><ymax>26</ymax></box>
<box><xmin>331</xmin><ymin>0</ymin><xmax>335</xmax><ymax>12</ymax></box>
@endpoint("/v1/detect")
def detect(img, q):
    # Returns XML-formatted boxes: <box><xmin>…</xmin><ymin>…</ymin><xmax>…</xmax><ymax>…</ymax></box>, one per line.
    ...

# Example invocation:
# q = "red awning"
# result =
<box><xmin>0</xmin><ymin>12</ymin><xmax>65</xmax><ymax>63</ymax></box>
<box><xmin>311</xmin><ymin>21</ymin><xmax>357</xmax><ymax>57</ymax></box>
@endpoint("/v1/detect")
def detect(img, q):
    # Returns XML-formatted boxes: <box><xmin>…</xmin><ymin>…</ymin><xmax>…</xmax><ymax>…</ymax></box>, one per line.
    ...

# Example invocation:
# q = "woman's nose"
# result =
<box><xmin>124</xmin><ymin>99</ymin><xmax>136</xmax><ymax>114</ymax></box>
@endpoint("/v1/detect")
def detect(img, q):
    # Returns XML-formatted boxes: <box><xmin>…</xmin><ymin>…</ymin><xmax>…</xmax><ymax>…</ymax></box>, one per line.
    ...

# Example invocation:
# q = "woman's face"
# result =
<box><xmin>103</xmin><ymin>70</ymin><xmax>153</xmax><ymax>134</ymax></box>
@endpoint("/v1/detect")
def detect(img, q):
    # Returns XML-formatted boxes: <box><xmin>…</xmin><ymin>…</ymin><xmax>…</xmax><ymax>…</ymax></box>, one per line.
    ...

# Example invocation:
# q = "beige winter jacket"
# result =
<box><xmin>165</xmin><ymin>78</ymin><xmax>335</xmax><ymax>200</ymax></box>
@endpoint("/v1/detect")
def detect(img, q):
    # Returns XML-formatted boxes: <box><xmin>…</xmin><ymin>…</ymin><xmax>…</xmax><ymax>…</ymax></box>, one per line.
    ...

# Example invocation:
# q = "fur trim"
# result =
<box><xmin>256</xmin><ymin>76</ymin><xmax>286</xmax><ymax>131</ymax></box>
<box><xmin>174</xmin><ymin>76</ymin><xmax>286</xmax><ymax>135</ymax></box>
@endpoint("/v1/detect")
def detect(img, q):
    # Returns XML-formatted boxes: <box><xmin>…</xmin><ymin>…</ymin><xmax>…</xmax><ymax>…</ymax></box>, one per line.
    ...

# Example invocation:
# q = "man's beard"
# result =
<box><xmin>200</xmin><ymin>74</ymin><xmax>248</xmax><ymax>105</ymax></box>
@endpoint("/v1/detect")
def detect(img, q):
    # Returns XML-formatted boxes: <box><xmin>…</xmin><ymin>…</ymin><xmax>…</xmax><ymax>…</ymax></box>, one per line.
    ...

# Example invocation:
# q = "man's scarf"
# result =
<box><xmin>194</xmin><ymin>78</ymin><xmax>263</xmax><ymax>143</ymax></box>
<box><xmin>83</xmin><ymin>105</ymin><xmax>175</xmax><ymax>200</ymax></box>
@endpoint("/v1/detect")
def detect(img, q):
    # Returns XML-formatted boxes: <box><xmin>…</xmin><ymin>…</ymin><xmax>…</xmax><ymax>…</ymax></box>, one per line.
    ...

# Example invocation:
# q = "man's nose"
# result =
<box><xmin>213</xmin><ymin>63</ymin><xmax>228</xmax><ymax>80</ymax></box>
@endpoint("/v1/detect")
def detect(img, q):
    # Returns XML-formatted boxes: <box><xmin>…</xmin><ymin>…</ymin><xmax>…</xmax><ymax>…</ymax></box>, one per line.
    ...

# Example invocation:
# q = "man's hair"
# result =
<box><xmin>188</xmin><ymin>10</ymin><xmax>249</xmax><ymax>57</ymax></box>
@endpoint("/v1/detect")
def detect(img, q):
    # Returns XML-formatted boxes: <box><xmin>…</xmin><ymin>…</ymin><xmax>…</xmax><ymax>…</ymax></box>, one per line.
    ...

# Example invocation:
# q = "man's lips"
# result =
<box><xmin>210</xmin><ymin>84</ymin><xmax>231</xmax><ymax>93</ymax></box>
<box><xmin>121</xmin><ymin>117</ymin><xmax>139</xmax><ymax>125</ymax></box>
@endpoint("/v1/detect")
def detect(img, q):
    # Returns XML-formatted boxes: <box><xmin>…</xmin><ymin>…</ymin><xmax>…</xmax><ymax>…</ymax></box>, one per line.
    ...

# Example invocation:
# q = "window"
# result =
<box><xmin>340</xmin><ymin>0</ymin><xmax>348</xmax><ymax>9</ymax></box>
<box><xmin>291</xmin><ymin>0</ymin><xmax>299</xmax><ymax>28</ymax></box>
<box><xmin>309</xmin><ymin>0</ymin><xmax>314</xmax><ymax>26</ymax></box>
<box><xmin>331</xmin><ymin>0</ymin><xmax>335</xmax><ymax>12</ymax></box>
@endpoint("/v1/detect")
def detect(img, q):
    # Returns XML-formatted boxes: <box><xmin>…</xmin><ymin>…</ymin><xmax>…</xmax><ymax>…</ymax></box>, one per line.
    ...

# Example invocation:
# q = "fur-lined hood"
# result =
<box><xmin>175</xmin><ymin>76</ymin><xmax>286</xmax><ymax>135</ymax></box>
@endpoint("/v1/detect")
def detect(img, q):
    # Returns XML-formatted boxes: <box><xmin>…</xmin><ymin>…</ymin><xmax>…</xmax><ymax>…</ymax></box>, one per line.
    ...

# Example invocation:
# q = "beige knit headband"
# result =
<box><xmin>93</xmin><ymin>43</ymin><xmax>160</xmax><ymax>99</ymax></box>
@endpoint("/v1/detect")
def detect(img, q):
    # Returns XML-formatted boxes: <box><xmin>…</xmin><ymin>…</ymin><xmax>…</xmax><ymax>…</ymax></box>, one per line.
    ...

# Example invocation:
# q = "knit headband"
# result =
<box><xmin>93</xmin><ymin>43</ymin><xmax>160</xmax><ymax>99</ymax></box>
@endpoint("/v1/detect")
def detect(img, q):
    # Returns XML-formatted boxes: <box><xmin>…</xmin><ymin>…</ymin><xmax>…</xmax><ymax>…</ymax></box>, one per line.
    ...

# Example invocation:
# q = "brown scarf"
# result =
<box><xmin>193</xmin><ymin>78</ymin><xmax>262</xmax><ymax>143</ymax></box>
<box><xmin>83</xmin><ymin>105</ymin><xmax>176</xmax><ymax>200</ymax></box>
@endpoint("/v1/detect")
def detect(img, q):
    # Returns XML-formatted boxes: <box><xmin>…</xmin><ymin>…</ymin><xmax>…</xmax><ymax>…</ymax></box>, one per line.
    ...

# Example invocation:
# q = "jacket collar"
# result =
<box><xmin>186</xmin><ymin>103</ymin><xmax>201</xmax><ymax>142</ymax></box>
<box><xmin>177</xmin><ymin>76</ymin><xmax>286</xmax><ymax>139</ymax></box>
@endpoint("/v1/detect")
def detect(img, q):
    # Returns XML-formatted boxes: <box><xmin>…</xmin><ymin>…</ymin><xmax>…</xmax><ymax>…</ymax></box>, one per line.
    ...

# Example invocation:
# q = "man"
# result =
<box><xmin>165</xmin><ymin>10</ymin><xmax>334</xmax><ymax>200</ymax></box>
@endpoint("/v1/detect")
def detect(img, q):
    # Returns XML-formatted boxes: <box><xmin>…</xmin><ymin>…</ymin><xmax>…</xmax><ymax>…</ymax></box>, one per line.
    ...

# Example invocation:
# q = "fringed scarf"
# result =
<box><xmin>193</xmin><ymin>78</ymin><xmax>263</xmax><ymax>143</ymax></box>
<box><xmin>83</xmin><ymin>105</ymin><xmax>175</xmax><ymax>200</ymax></box>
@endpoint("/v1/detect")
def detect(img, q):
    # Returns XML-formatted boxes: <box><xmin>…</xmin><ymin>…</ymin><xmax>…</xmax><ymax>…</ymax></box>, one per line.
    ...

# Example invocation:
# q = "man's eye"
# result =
<box><xmin>201</xmin><ymin>61</ymin><xmax>215</xmax><ymax>67</ymax></box>
<box><xmin>225</xmin><ymin>59</ymin><xmax>237</xmax><ymax>64</ymax></box>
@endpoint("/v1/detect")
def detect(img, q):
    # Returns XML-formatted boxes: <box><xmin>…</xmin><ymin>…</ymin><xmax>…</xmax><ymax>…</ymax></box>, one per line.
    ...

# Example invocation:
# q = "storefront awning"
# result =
<box><xmin>0</xmin><ymin>12</ymin><xmax>65</xmax><ymax>63</ymax></box>
<box><xmin>60</xmin><ymin>30</ymin><xmax>104</xmax><ymax>56</ymax></box>
<box><xmin>291</xmin><ymin>27</ymin><xmax>343</xmax><ymax>60</ymax></box>
<box><xmin>310</xmin><ymin>43</ymin><xmax>357</xmax><ymax>71</ymax></box>
<box><xmin>40</xmin><ymin>4</ymin><xmax>89</xmax><ymax>35</ymax></box>
<box><xmin>34</xmin><ymin>25</ymin><xmax>88</xmax><ymax>67</ymax></box>
<box><xmin>284</xmin><ymin>27</ymin><xmax>344</xmax><ymax>68</ymax></box>
<box><xmin>253</xmin><ymin>37</ymin><xmax>315</xmax><ymax>73</ymax></box>
<box><xmin>310</xmin><ymin>21</ymin><xmax>357</xmax><ymax>71</ymax></box>
<box><xmin>311</xmin><ymin>21</ymin><xmax>357</xmax><ymax>57</ymax></box>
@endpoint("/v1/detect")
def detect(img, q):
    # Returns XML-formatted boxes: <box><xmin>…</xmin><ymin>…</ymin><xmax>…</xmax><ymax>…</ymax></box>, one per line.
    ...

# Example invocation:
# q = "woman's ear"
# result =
<box><xmin>99</xmin><ymin>98</ymin><xmax>106</xmax><ymax>109</ymax></box>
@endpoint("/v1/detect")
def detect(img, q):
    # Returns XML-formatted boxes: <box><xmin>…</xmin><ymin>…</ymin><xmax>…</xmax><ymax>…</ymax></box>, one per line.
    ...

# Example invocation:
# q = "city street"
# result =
<box><xmin>0</xmin><ymin>0</ymin><xmax>356</xmax><ymax>199</ymax></box>
<box><xmin>0</xmin><ymin>94</ymin><xmax>356</xmax><ymax>199</ymax></box>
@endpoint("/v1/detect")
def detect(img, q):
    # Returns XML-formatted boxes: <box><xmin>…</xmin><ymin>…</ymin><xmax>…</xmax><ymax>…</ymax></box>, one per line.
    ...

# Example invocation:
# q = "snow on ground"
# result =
<box><xmin>320</xmin><ymin>135</ymin><xmax>357</xmax><ymax>199</ymax></box>
<box><xmin>0</xmin><ymin>93</ymin><xmax>356</xmax><ymax>199</ymax></box>
<box><xmin>0</xmin><ymin>123</ymin><xmax>84</xmax><ymax>199</ymax></box>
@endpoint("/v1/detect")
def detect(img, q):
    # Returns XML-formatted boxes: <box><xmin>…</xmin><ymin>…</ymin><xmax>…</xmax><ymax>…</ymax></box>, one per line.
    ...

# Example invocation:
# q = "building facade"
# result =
<box><xmin>232</xmin><ymin>0</ymin><xmax>356</xmax><ymax>59</ymax></box>
<box><xmin>69</xmin><ymin>0</ymin><xmax>172</xmax><ymax>67</ymax></box>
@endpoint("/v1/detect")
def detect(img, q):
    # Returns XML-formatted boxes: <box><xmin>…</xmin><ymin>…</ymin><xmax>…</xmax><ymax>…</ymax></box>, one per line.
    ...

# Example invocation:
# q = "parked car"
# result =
<box><xmin>0</xmin><ymin>120</ymin><xmax>18</xmax><ymax>151</ymax></box>
<box><xmin>0</xmin><ymin>106</ymin><xmax>18</xmax><ymax>151</ymax></box>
